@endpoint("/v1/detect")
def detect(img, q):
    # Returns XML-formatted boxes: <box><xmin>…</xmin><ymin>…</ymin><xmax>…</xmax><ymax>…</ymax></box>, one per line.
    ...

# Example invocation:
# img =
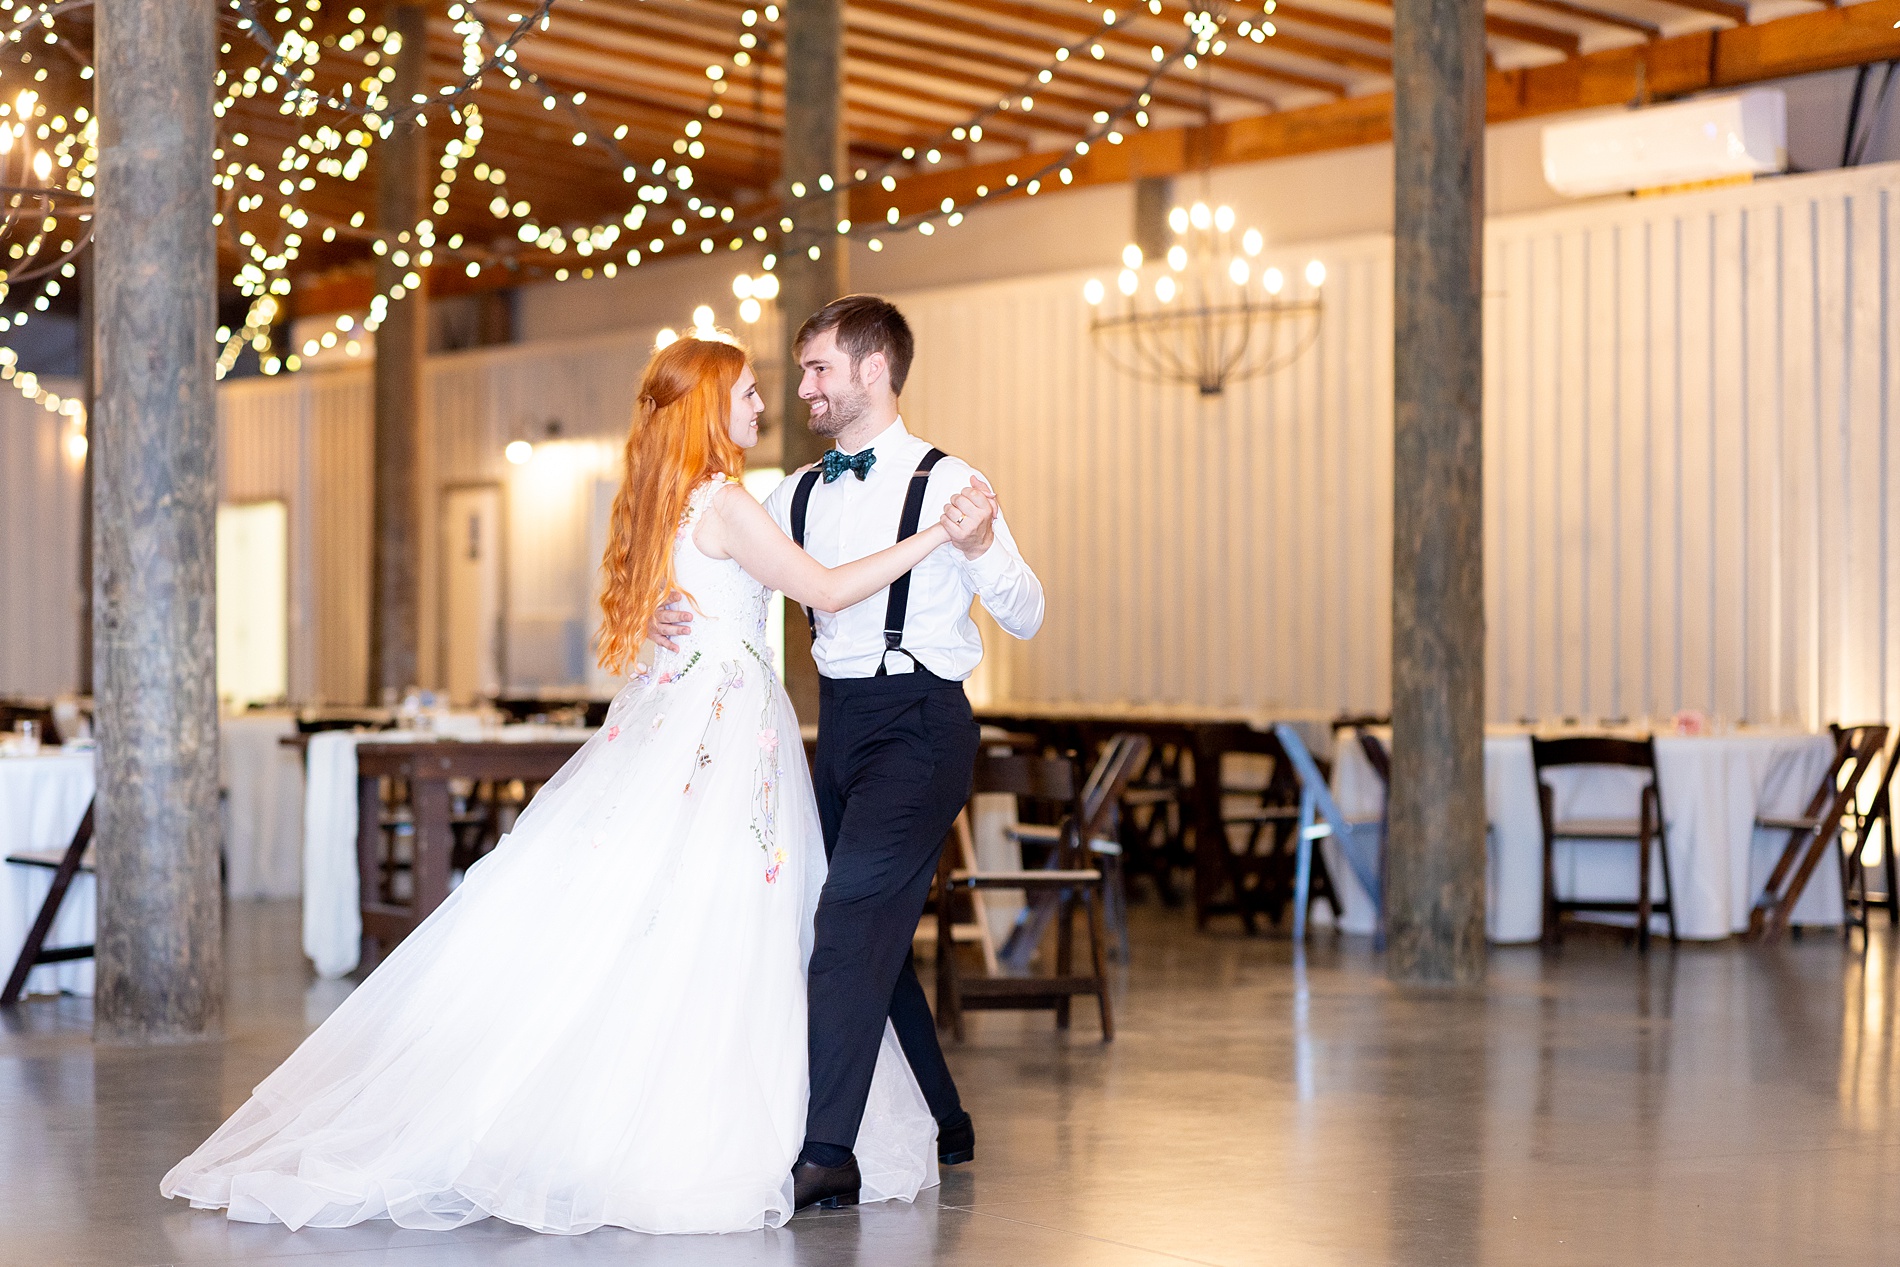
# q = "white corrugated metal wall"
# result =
<box><xmin>0</xmin><ymin>384</ymin><xmax>83</xmax><ymax>697</ymax></box>
<box><xmin>218</xmin><ymin>369</ymin><xmax>373</xmax><ymax>704</ymax></box>
<box><xmin>899</xmin><ymin>162</ymin><xmax>1900</xmax><ymax>726</ymax></box>
<box><xmin>5</xmin><ymin>162</ymin><xmax>1898</xmax><ymax>724</ymax></box>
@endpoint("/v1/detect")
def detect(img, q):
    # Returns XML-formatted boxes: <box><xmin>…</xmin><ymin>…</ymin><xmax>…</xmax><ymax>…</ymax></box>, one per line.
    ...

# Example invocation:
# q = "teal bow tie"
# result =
<box><xmin>822</xmin><ymin>448</ymin><xmax>876</xmax><ymax>483</ymax></box>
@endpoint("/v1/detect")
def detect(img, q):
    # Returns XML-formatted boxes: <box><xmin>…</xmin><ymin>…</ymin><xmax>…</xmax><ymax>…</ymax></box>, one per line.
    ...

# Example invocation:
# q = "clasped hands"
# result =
<box><xmin>649</xmin><ymin>477</ymin><xmax>1000</xmax><ymax>651</ymax></box>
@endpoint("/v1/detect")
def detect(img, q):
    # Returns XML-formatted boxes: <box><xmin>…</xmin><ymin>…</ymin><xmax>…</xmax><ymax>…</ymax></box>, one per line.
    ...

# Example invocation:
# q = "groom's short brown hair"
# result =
<box><xmin>794</xmin><ymin>294</ymin><xmax>916</xmax><ymax>395</ymax></box>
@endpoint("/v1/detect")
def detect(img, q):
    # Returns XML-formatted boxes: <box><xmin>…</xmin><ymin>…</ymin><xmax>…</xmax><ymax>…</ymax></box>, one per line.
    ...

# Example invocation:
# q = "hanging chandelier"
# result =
<box><xmin>1083</xmin><ymin>200</ymin><xmax>1324</xmax><ymax>397</ymax></box>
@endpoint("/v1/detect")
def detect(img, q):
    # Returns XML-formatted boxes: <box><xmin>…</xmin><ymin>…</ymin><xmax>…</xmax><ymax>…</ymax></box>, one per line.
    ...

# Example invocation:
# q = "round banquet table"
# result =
<box><xmin>0</xmin><ymin>750</ymin><xmax>96</xmax><ymax>996</ymax></box>
<box><xmin>1328</xmin><ymin>727</ymin><xmax>1841</xmax><ymax>942</ymax></box>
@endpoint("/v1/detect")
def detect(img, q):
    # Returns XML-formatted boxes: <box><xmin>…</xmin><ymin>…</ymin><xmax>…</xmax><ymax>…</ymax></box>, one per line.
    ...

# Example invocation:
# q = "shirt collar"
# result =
<box><xmin>837</xmin><ymin>416</ymin><xmax>909</xmax><ymax>459</ymax></box>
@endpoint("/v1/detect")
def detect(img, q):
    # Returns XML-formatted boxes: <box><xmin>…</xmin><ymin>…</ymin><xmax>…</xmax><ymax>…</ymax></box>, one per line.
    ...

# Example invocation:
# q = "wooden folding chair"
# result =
<box><xmin>936</xmin><ymin>735</ymin><xmax>1149</xmax><ymax>1042</ymax></box>
<box><xmin>1533</xmin><ymin>735</ymin><xmax>1676</xmax><ymax>952</ymax></box>
<box><xmin>1846</xmin><ymin>735</ymin><xmax>1900</xmax><ymax>931</ymax></box>
<box><xmin>1750</xmin><ymin>723</ymin><xmax>1889</xmax><ymax>942</ymax></box>
<box><xmin>3</xmin><ymin>801</ymin><xmax>95</xmax><ymax>1005</ymax></box>
<box><xmin>915</xmin><ymin>809</ymin><xmax>1000</xmax><ymax>975</ymax></box>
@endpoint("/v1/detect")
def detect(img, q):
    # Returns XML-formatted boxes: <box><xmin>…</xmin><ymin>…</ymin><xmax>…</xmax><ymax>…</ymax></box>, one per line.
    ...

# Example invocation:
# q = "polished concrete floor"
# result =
<box><xmin>4</xmin><ymin>900</ymin><xmax>1899</xmax><ymax>1266</ymax></box>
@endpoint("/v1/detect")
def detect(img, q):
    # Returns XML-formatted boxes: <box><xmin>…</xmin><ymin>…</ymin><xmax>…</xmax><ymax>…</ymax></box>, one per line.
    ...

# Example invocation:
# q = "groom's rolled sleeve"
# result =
<box><xmin>962</xmin><ymin>511</ymin><xmax>1044</xmax><ymax>640</ymax></box>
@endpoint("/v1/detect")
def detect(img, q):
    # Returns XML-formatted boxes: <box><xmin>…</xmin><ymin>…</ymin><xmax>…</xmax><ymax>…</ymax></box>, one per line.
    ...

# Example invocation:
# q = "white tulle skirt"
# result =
<box><xmin>161</xmin><ymin>645</ymin><xmax>938</xmax><ymax>1235</ymax></box>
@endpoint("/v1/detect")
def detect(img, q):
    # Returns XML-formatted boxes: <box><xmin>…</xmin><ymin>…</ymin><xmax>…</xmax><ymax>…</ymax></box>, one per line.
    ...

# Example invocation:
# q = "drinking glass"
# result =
<box><xmin>14</xmin><ymin>719</ymin><xmax>40</xmax><ymax>756</ymax></box>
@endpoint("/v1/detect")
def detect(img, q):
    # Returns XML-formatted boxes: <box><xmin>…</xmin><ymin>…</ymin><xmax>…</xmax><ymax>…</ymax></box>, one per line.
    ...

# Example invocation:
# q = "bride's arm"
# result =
<box><xmin>697</xmin><ymin>483</ymin><xmax>955</xmax><ymax>613</ymax></box>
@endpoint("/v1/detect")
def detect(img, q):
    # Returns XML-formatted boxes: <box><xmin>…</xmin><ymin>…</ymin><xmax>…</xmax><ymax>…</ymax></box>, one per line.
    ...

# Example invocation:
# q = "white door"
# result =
<box><xmin>442</xmin><ymin>485</ymin><xmax>503</xmax><ymax>704</ymax></box>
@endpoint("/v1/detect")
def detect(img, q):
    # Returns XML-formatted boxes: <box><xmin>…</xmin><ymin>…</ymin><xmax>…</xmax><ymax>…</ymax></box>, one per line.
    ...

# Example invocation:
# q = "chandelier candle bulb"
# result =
<box><xmin>1215</xmin><ymin>205</ymin><xmax>1236</xmax><ymax>232</ymax></box>
<box><xmin>1083</xmin><ymin>278</ymin><xmax>1106</xmax><ymax>306</ymax></box>
<box><xmin>732</xmin><ymin>274</ymin><xmax>753</xmax><ymax>299</ymax></box>
<box><xmin>1305</xmin><ymin>259</ymin><xmax>1326</xmax><ymax>287</ymax></box>
<box><xmin>1229</xmin><ymin>258</ymin><xmax>1250</xmax><ymax>286</ymax></box>
<box><xmin>1265</xmin><ymin>267</ymin><xmax>1284</xmax><ymax>294</ymax></box>
<box><xmin>1118</xmin><ymin>268</ymin><xmax>1138</xmax><ymax>295</ymax></box>
<box><xmin>1167</xmin><ymin>244</ymin><xmax>1187</xmax><ymax>271</ymax></box>
<box><xmin>739</xmin><ymin>297</ymin><xmax>762</xmax><ymax>323</ymax></box>
<box><xmin>1243</xmin><ymin>228</ymin><xmax>1264</xmax><ymax>256</ymax></box>
<box><xmin>1155</xmin><ymin>275</ymin><xmax>1176</xmax><ymax>302</ymax></box>
<box><xmin>692</xmin><ymin>305</ymin><xmax>715</xmax><ymax>331</ymax></box>
<box><xmin>1122</xmin><ymin>244</ymin><xmax>1143</xmax><ymax>269</ymax></box>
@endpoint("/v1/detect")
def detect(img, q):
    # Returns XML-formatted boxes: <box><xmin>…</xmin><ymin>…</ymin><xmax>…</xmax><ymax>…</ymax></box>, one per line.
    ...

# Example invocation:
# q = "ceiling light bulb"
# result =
<box><xmin>505</xmin><ymin>439</ymin><xmax>533</xmax><ymax>465</ymax></box>
<box><xmin>1242</xmin><ymin>228</ymin><xmax>1263</xmax><ymax>257</ymax></box>
<box><xmin>1189</xmin><ymin>202</ymin><xmax>1211</xmax><ymax>231</ymax></box>
<box><xmin>692</xmin><ymin>304</ymin><xmax>715</xmax><ymax>330</ymax></box>
<box><xmin>1166</xmin><ymin>244</ymin><xmax>1187</xmax><ymax>271</ymax></box>
<box><xmin>1228</xmin><ymin>258</ymin><xmax>1250</xmax><ymax>286</ymax></box>
<box><xmin>732</xmin><ymin>274</ymin><xmax>753</xmax><ymax>299</ymax></box>
<box><xmin>739</xmin><ymin>297</ymin><xmax>763</xmax><ymax>323</ymax></box>
<box><xmin>1155</xmin><ymin>276</ymin><xmax>1176</xmax><ymax>303</ymax></box>
<box><xmin>1122</xmin><ymin>244</ymin><xmax>1143</xmax><ymax>269</ymax></box>
<box><xmin>1168</xmin><ymin>206</ymin><xmax>1188</xmax><ymax>234</ymax></box>
<box><xmin>655</xmin><ymin>326</ymin><xmax>679</xmax><ymax>349</ymax></box>
<box><xmin>1118</xmin><ymin>268</ymin><xmax>1138</xmax><ymax>296</ymax></box>
<box><xmin>754</xmin><ymin>273</ymin><xmax>779</xmax><ymax>300</ymax></box>
<box><xmin>1264</xmin><ymin>267</ymin><xmax>1284</xmax><ymax>295</ymax></box>
<box><xmin>1215</xmin><ymin>205</ymin><xmax>1236</xmax><ymax>232</ymax></box>
<box><xmin>1305</xmin><ymin>259</ymin><xmax>1326</xmax><ymax>287</ymax></box>
<box><xmin>1083</xmin><ymin>278</ymin><xmax>1106</xmax><ymax>306</ymax></box>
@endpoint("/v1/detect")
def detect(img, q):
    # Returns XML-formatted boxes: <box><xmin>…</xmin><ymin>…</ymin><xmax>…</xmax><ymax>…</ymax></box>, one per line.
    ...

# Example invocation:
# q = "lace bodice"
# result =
<box><xmin>651</xmin><ymin>475</ymin><xmax>772</xmax><ymax>672</ymax></box>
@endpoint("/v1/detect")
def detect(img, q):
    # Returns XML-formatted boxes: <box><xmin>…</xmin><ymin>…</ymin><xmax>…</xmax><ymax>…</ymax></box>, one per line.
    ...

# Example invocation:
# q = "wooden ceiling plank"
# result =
<box><xmin>1501</xmin><ymin>0</ymin><xmax>1661</xmax><ymax>38</ymax></box>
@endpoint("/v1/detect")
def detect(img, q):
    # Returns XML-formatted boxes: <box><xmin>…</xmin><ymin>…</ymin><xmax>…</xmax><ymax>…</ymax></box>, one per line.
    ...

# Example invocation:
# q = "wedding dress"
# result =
<box><xmin>161</xmin><ymin>475</ymin><xmax>939</xmax><ymax>1235</ymax></box>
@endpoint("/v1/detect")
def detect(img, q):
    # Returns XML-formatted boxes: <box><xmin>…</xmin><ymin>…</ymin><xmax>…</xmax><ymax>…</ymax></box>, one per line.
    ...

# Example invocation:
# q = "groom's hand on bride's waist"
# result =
<box><xmin>650</xmin><ymin>594</ymin><xmax>693</xmax><ymax>652</ymax></box>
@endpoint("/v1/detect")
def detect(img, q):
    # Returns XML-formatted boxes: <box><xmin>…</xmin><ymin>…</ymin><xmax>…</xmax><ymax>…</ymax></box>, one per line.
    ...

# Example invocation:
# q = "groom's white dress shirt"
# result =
<box><xmin>763</xmin><ymin>417</ymin><xmax>1044</xmax><ymax>681</ymax></box>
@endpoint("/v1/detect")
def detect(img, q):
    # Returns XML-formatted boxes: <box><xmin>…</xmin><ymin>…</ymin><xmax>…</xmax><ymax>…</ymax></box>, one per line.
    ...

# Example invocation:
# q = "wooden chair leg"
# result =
<box><xmin>1751</xmin><ymin>827</ymin><xmax>1808</xmax><ymax>939</ymax></box>
<box><xmin>1539</xmin><ymin>784</ymin><xmax>1560</xmax><ymax>948</ymax></box>
<box><xmin>3</xmin><ymin>805</ymin><xmax>95</xmax><ymax>1007</ymax></box>
<box><xmin>1085</xmin><ymin>884</ymin><xmax>1114</xmax><ymax>1042</ymax></box>
<box><xmin>1884</xmin><ymin>804</ymin><xmax>1899</xmax><ymax>925</ymax></box>
<box><xmin>1054</xmin><ymin>890</ymin><xmax>1074</xmax><ymax>1030</ymax></box>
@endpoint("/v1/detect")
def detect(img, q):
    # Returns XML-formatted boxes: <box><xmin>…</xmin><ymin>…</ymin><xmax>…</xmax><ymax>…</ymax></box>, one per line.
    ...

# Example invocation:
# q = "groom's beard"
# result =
<box><xmin>806</xmin><ymin>375</ymin><xmax>871</xmax><ymax>438</ymax></box>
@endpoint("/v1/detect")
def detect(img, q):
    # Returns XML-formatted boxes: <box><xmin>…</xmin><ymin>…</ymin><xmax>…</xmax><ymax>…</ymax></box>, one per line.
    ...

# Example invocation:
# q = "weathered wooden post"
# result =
<box><xmin>369</xmin><ymin>2</ymin><xmax>429</xmax><ymax>700</ymax></box>
<box><xmin>92</xmin><ymin>0</ymin><xmax>223</xmax><ymax>1044</ymax></box>
<box><xmin>1387</xmin><ymin>0</ymin><xmax>1488</xmax><ymax>987</ymax></box>
<box><xmin>776</xmin><ymin>0</ymin><xmax>848</xmax><ymax>719</ymax></box>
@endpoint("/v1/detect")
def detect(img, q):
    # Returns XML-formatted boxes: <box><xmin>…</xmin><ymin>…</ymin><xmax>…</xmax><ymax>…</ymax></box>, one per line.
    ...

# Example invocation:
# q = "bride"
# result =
<box><xmin>162</xmin><ymin>332</ymin><xmax>978</xmax><ymax>1235</ymax></box>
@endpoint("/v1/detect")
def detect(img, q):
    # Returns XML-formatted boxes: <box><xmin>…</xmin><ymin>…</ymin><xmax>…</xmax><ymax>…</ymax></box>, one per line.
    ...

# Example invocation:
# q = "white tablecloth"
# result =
<box><xmin>0</xmin><ymin>751</ymin><xmax>96</xmax><ymax>996</ymax></box>
<box><xmin>220</xmin><ymin>712</ymin><xmax>304</xmax><ymax>899</ymax></box>
<box><xmin>303</xmin><ymin>724</ymin><xmax>598</xmax><ymax>979</ymax></box>
<box><xmin>1329</xmin><ymin>728</ymin><xmax>1841</xmax><ymax>942</ymax></box>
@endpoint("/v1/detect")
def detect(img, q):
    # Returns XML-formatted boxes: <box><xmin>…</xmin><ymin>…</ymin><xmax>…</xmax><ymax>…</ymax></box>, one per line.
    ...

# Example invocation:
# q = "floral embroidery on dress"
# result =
<box><xmin>606</xmin><ymin>725</ymin><xmax>621</xmax><ymax>742</ymax></box>
<box><xmin>751</xmin><ymin>708</ymin><xmax>784</xmax><ymax>882</ymax></box>
<box><xmin>682</xmin><ymin>660</ymin><xmax>743</xmax><ymax>794</ymax></box>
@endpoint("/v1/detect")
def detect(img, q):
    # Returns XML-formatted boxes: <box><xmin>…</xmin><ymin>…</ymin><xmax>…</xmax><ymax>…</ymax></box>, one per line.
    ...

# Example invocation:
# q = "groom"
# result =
<box><xmin>654</xmin><ymin>294</ymin><xmax>1044</xmax><ymax>1210</ymax></box>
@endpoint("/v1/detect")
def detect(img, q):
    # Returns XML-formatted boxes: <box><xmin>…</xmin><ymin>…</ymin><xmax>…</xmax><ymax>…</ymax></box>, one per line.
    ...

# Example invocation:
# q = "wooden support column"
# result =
<box><xmin>1387</xmin><ymin>0</ymin><xmax>1487</xmax><ymax>988</ymax></box>
<box><xmin>369</xmin><ymin>3</ymin><xmax>429</xmax><ymax>701</ymax></box>
<box><xmin>777</xmin><ymin>0</ymin><xmax>848</xmax><ymax>721</ymax></box>
<box><xmin>91</xmin><ymin>0</ymin><xmax>223</xmax><ymax>1044</ymax></box>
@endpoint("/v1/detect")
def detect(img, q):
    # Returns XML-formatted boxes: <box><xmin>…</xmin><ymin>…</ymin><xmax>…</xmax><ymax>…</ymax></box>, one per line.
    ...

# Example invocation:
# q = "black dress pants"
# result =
<box><xmin>805</xmin><ymin>670</ymin><xmax>977</xmax><ymax>1150</ymax></box>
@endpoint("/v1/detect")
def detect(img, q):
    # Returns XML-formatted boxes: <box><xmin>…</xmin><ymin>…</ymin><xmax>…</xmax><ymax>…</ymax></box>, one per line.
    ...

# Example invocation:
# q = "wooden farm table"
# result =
<box><xmin>972</xmin><ymin>704</ymin><xmax>1335</xmax><ymax>929</ymax></box>
<box><xmin>351</xmin><ymin>739</ymin><xmax>585</xmax><ymax>958</ymax></box>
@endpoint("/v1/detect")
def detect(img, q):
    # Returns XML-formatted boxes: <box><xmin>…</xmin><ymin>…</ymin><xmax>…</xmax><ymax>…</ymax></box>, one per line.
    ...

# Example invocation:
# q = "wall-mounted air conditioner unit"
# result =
<box><xmin>1541</xmin><ymin>90</ymin><xmax>1787</xmax><ymax>198</ymax></box>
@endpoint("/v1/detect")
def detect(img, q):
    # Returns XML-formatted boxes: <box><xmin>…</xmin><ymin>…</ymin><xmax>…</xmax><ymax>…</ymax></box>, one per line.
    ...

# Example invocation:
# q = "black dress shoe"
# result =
<box><xmin>937</xmin><ymin>1112</ymin><xmax>975</xmax><ymax>1166</ymax></box>
<box><xmin>792</xmin><ymin>1156</ymin><xmax>861</xmax><ymax>1210</ymax></box>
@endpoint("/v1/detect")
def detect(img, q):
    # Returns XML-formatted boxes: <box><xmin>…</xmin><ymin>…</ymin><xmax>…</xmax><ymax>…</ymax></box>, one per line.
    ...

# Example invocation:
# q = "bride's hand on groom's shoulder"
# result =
<box><xmin>941</xmin><ymin>477</ymin><xmax>998</xmax><ymax>560</ymax></box>
<box><xmin>649</xmin><ymin>592</ymin><xmax>692</xmax><ymax>652</ymax></box>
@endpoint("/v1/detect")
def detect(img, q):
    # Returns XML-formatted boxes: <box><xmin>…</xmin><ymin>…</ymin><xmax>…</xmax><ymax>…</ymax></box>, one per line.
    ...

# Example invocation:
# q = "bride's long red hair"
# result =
<box><xmin>597</xmin><ymin>335</ymin><xmax>748</xmax><ymax>676</ymax></box>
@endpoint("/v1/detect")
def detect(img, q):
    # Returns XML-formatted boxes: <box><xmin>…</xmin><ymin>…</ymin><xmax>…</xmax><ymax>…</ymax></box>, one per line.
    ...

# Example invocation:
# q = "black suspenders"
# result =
<box><xmin>790</xmin><ymin>447</ymin><xmax>947</xmax><ymax>675</ymax></box>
